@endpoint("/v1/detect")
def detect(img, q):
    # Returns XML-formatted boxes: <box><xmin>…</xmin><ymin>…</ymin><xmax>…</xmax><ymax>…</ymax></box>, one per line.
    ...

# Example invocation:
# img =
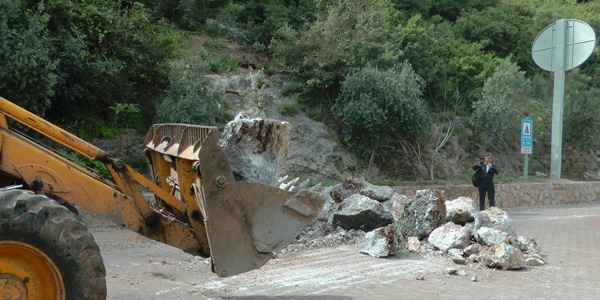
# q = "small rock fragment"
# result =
<box><xmin>525</xmin><ymin>257</ymin><xmax>545</xmax><ymax>266</ymax></box>
<box><xmin>407</xmin><ymin>236</ymin><xmax>421</xmax><ymax>252</ymax></box>
<box><xmin>445</xmin><ymin>267</ymin><xmax>459</xmax><ymax>275</ymax></box>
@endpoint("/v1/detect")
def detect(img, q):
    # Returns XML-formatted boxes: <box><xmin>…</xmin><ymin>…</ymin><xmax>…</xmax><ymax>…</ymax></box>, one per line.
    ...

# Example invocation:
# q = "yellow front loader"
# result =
<box><xmin>0</xmin><ymin>96</ymin><xmax>324</xmax><ymax>299</ymax></box>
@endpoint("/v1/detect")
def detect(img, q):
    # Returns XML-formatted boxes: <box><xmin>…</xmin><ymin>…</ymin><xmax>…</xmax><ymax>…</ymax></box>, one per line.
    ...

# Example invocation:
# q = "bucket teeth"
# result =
<box><xmin>145</xmin><ymin>124</ymin><xmax>325</xmax><ymax>277</ymax></box>
<box><xmin>278</xmin><ymin>175</ymin><xmax>289</xmax><ymax>184</ymax></box>
<box><xmin>279</xmin><ymin>176</ymin><xmax>300</xmax><ymax>191</ymax></box>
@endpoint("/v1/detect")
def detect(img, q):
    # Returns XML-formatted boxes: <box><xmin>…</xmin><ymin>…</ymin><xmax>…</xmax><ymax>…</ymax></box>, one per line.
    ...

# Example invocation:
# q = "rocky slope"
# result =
<box><xmin>92</xmin><ymin>29</ymin><xmax>600</xmax><ymax>184</ymax></box>
<box><xmin>210</xmin><ymin>73</ymin><xmax>368</xmax><ymax>182</ymax></box>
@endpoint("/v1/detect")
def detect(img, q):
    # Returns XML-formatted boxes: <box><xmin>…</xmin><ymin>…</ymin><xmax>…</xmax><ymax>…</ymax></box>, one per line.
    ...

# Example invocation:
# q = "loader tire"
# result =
<box><xmin>0</xmin><ymin>189</ymin><xmax>107</xmax><ymax>300</ymax></box>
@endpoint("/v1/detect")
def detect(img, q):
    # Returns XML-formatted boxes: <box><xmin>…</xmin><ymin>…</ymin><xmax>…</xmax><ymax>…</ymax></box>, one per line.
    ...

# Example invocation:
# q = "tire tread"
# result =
<box><xmin>0</xmin><ymin>190</ymin><xmax>107</xmax><ymax>299</ymax></box>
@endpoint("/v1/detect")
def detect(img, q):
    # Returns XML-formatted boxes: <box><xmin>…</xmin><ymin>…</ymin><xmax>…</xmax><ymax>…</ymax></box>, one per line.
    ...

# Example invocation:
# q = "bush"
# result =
<box><xmin>0</xmin><ymin>0</ymin><xmax>180</xmax><ymax>128</ymax></box>
<box><xmin>270</xmin><ymin>0</ymin><xmax>402</xmax><ymax>98</ymax></box>
<box><xmin>202</xmin><ymin>39</ymin><xmax>223</xmax><ymax>50</ymax></box>
<box><xmin>333</xmin><ymin>63</ymin><xmax>432</xmax><ymax>158</ymax></box>
<box><xmin>204</xmin><ymin>21</ymin><xmax>230</xmax><ymax>37</ymax></box>
<box><xmin>281</xmin><ymin>82</ymin><xmax>303</xmax><ymax>95</ymax></box>
<box><xmin>471</xmin><ymin>57</ymin><xmax>528</xmax><ymax>146</ymax></box>
<box><xmin>109</xmin><ymin>103</ymin><xmax>143</xmax><ymax>132</ymax></box>
<box><xmin>0</xmin><ymin>2</ymin><xmax>57</xmax><ymax>115</ymax></box>
<box><xmin>563</xmin><ymin>88</ymin><xmax>600</xmax><ymax>150</ymax></box>
<box><xmin>308</xmin><ymin>103</ymin><xmax>323</xmax><ymax>121</ymax></box>
<box><xmin>250</xmin><ymin>41</ymin><xmax>266</xmax><ymax>53</ymax></box>
<box><xmin>135</xmin><ymin>0</ymin><xmax>219</xmax><ymax>31</ymax></box>
<box><xmin>70</xmin><ymin>112</ymin><xmax>118</xmax><ymax>140</ymax></box>
<box><xmin>213</xmin><ymin>0</ymin><xmax>317</xmax><ymax>47</ymax></box>
<box><xmin>155</xmin><ymin>59</ymin><xmax>224</xmax><ymax>126</ymax></box>
<box><xmin>279</xmin><ymin>99</ymin><xmax>298</xmax><ymax>116</ymax></box>
<box><xmin>208</xmin><ymin>54</ymin><xmax>239</xmax><ymax>73</ymax></box>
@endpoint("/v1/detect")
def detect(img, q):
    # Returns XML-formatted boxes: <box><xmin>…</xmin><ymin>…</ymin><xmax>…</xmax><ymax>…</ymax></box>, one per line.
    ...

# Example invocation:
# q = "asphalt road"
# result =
<box><xmin>92</xmin><ymin>203</ymin><xmax>600</xmax><ymax>300</ymax></box>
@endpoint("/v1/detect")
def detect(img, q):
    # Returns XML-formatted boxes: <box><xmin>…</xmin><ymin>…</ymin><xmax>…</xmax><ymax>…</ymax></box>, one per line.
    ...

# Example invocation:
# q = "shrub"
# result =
<box><xmin>563</xmin><ymin>88</ymin><xmax>600</xmax><ymax>150</ymax></box>
<box><xmin>250</xmin><ymin>41</ymin><xmax>266</xmax><ymax>53</ymax></box>
<box><xmin>208</xmin><ymin>54</ymin><xmax>239</xmax><ymax>73</ymax></box>
<box><xmin>0</xmin><ymin>0</ymin><xmax>180</xmax><ymax>126</ymax></box>
<box><xmin>333</xmin><ymin>62</ymin><xmax>432</xmax><ymax>158</ymax></box>
<box><xmin>269</xmin><ymin>0</ymin><xmax>402</xmax><ymax>98</ymax></box>
<box><xmin>308</xmin><ymin>103</ymin><xmax>323</xmax><ymax>121</ymax></box>
<box><xmin>73</xmin><ymin>114</ymin><xmax>118</xmax><ymax>140</ymax></box>
<box><xmin>471</xmin><ymin>57</ymin><xmax>528</xmax><ymax>146</ymax></box>
<box><xmin>205</xmin><ymin>21</ymin><xmax>229</xmax><ymax>37</ymax></box>
<box><xmin>281</xmin><ymin>82</ymin><xmax>303</xmax><ymax>95</ymax></box>
<box><xmin>279</xmin><ymin>99</ymin><xmax>298</xmax><ymax>116</ymax></box>
<box><xmin>202</xmin><ymin>39</ymin><xmax>223</xmax><ymax>50</ymax></box>
<box><xmin>0</xmin><ymin>2</ymin><xmax>57</xmax><ymax>115</ymax></box>
<box><xmin>109</xmin><ymin>103</ymin><xmax>143</xmax><ymax>131</ymax></box>
<box><xmin>155</xmin><ymin>59</ymin><xmax>224</xmax><ymax>126</ymax></box>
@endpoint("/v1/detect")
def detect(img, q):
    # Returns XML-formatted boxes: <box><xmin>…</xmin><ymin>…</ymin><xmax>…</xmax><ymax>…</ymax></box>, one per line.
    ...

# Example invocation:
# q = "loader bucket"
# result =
<box><xmin>144</xmin><ymin>123</ymin><xmax>325</xmax><ymax>277</ymax></box>
<box><xmin>237</xmin><ymin>182</ymin><xmax>325</xmax><ymax>252</ymax></box>
<box><xmin>196</xmin><ymin>129</ymin><xmax>325</xmax><ymax>277</ymax></box>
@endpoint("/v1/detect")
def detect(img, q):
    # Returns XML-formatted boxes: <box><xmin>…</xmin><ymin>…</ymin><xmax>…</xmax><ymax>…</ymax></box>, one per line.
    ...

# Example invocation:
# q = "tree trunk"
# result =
<box><xmin>367</xmin><ymin>147</ymin><xmax>376</xmax><ymax>179</ymax></box>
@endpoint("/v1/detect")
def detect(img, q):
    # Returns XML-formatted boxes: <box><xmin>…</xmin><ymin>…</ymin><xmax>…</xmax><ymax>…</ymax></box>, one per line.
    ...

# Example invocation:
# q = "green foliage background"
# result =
<box><xmin>0</xmin><ymin>0</ymin><xmax>180</xmax><ymax>132</ymax></box>
<box><xmin>3</xmin><ymin>0</ymin><xmax>600</xmax><ymax>179</ymax></box>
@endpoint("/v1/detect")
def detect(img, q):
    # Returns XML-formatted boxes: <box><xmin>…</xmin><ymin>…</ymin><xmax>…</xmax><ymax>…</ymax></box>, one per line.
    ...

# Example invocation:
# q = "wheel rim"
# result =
<box><xmin>0</xmin><ymin>241</ymin><xmax>65</xmax><ymax>300</ymax></box>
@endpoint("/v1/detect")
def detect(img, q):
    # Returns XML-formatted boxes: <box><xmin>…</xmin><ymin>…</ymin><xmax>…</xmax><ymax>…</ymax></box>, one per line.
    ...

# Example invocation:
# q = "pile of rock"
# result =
<box><xmin>286</xmin><ymin>177</ymin><xmax>545</xmax><ymax>271</ymax></box>
<box><xmin>429</xmin><ymin>204</ymin><xmax>544</xmax><ymax>269</ymax></box>
<box><xmin>213</xmin><ymin>114</ymin><xmax>545</xmax><ymax>270</ymax></box>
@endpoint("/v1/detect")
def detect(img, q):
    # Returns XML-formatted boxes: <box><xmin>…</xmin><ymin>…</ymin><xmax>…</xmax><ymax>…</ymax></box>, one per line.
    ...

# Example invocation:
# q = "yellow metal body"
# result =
<box><xmin>0</xmin><ymin>96</ymin><xmax>325</xmax><ymax>279</ymax></box>
<box><xmin>0</xmin><ymin>97</ymin><xmax>203</xmax><ymax>256</ymax></box>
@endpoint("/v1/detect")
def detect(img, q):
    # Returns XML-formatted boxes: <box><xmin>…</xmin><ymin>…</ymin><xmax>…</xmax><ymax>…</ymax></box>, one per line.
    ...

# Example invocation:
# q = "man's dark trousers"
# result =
<box><xmin>478</xmin><ymin>180</ymin><xmax>495</xmax><ymax>211</ymax></box>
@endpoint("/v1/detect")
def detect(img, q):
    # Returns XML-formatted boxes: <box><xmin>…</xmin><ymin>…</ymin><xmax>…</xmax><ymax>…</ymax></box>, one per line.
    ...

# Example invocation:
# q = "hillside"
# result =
<box><xmin>5</xmin><ymin>2</ymin><xmax>600</xmax><ymax>185</ymax></box>
<box><xmin>220</xmin><ymin>34</ymin><xmax>600</xmax><ymax>184</ymax></box>
<box><xmin>92</xmin><ymin>32</ymin><xmax>600</xmax><ymax>186</ymax></box>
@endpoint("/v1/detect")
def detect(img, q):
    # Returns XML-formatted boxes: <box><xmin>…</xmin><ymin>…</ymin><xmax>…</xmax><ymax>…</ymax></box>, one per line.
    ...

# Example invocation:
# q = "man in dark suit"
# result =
<box><xmin>473</xmin><ymin>153</ymin><xmax>499</xmax><ymax>211</ymax></box>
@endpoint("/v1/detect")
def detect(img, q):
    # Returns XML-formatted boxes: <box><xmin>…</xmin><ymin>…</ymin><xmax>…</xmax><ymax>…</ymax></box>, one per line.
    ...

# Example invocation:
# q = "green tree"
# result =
<box><xmin>420</xmin><ymin>32</ymin><xmax>499</xmax><ymax>111</ymax></box>
<box><xmin>270</xmin><ymin>0</ymin><xmax>402</xmax><ymax>99</ymax></box>
<box><xmin>471</xmin><ymin>57</ymin><xmax>528</xmax><ymax>148</ymax></box>
<box><xmin>422</xmin><ymin>0</ymin><xmax>494</xmax><ymax>21</ymax></box>
<box><xmin>155</xmin><ymin>59</ymin><xmax>223</xmax><ymax>126</ymax></box>
<box><xmin>333</xmin><ymin>63</ymin><xmax>431</xmax><ymax>162</ymax></box>
<box><xmin>51</xmin><ymin>0</ymin><xmax>179</xmax><ymax>123</ymax></box>
<box><xmin>453</xmin><ymin>4</ymin><xmax>537</xmax><ymax>74</ymax></box>
<box><xmin>563</xmin><ymin>88</ymin><xmax>600</xmax><ymax>152</ymax></box>
<box><xmin>109</xmin><ymin>103</ymin><xmax>142</xmax><ymax>155</ymax></box>
<box><xmin>561</xmin><ymin>1</ymin><xmax>600</xmax><ymax>92</ymax></box>
<box><xmin>0</xmin><ymin>1</ymin><xmax>57</xmax><ymax>115</ymax></box>
<box><xmin>392</xmin><ymin>0</ymin><xmax>495</xmax><ymax>21</ymax></box>
<box><xmin>136</xmin><ymin>0</ymin><xmax>220</xmax><ymax>29</ymax></box>
<box><xmin>346</xmin><ymin>14</ymin><xmax>501</xmax><ymax>113</ymax></box>
<box><xmin>219</xmin><ymin>0</ymin><xmax>316</xmax><ymax>47</ymax></box>
<box><xmin>1</xmin><ymin>0</ymin><xmax>179</xmax><ymax>129</ymax></box>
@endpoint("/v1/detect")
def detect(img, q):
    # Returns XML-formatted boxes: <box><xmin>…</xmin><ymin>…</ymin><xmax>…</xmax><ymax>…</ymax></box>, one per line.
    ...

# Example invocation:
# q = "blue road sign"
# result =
<box><xmin>521</xmin><ymin>119</ymin><xmax>533</xmax><ymax>153</ymax></box>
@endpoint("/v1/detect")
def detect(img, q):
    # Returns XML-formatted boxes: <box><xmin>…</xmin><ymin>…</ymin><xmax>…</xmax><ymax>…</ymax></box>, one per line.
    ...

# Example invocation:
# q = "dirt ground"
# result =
<box><xmin>92</xmin><ymin>203</ymin><xmax>600</xmax><ymax>300</ymax></box>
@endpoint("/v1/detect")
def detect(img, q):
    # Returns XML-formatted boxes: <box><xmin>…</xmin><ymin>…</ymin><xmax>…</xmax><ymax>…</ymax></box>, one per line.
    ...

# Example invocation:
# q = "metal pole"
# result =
<box><xmin>550</xmin><ymin>19</ymin><xmax>567</xmax><ymax>179</ymax></box>
<box><xmin>524</xmin><ymin>154</ymin><xmax>529</xmax><ymax>181</ymax></box>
